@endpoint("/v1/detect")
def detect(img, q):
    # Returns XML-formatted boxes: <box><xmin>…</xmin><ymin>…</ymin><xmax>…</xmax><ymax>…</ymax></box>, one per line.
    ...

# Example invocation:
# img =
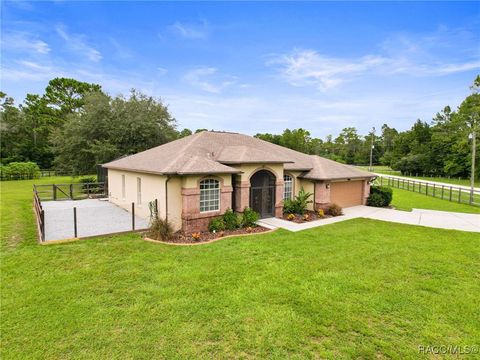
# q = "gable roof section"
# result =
<box><xmin>300</xmin><ymin>155</ymin><xmax>374</xmax><ymax>180</ymax></box>
<box><xmin>103</xmin><ymin>131</ymin><xmax>375</xmax><ymax>180</ymax></box>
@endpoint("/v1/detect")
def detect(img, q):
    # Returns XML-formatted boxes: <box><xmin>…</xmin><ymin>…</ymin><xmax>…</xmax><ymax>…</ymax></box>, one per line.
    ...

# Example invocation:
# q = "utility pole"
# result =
<box><xmin>369</xmin><ymin>127</ymin><xmax>375</xmax><ymax>171</ymax></box>
<box><xmin>470</xmin><ymin>129</ymin><xmax>476</xmax><ymax>204</ymax></box>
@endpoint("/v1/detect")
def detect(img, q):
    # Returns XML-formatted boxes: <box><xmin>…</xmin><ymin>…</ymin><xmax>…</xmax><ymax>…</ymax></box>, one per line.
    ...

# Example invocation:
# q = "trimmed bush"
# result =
<box><xmin>367</xmin><ymin>186</ymin><xmax>393</xmax><ymax>207</ymax></box>
<box><xmin>282</xmin><ymin>187</ymin><xmax>313</xmax><ymax>215</ymax></box>
<box><xmin>222</xmin><ymin>208</ymin><xmax>238</xmax><ymax>230</ymax></box>
<box><xmin>208</xmin><ymin>217</ymin><xmax>225</xmax><ymax>232</ymax></box>
<box><xmin>327</xmin><ymin>203</ymin><xmax>343</xmax><ymax>216</ymax></box>
<box><xmin>242</xmin><ymin>207</ymin><xmax>259</xmax><ymax>227</ymax></box>
<box><xmin>0</xmin><ymin>162</ymin><xmax>40</xmax><ymax>180</ymax></box>
<box><xmin>283</xmin><ymin>199</ymin><xmax>296</xmax><ymax>214</ymax></box>
<box><xmin>148</xmin><ymin>217</ymin><xmax>173</xmax><ymax>241</ymax></box>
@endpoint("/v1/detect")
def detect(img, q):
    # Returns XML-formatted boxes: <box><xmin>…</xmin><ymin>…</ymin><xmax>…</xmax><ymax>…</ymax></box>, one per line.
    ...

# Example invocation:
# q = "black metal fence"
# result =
<box><xmin>376</xmin><ymin>176</ymin><xmax>480</xmax><ymax>207</ymax></box>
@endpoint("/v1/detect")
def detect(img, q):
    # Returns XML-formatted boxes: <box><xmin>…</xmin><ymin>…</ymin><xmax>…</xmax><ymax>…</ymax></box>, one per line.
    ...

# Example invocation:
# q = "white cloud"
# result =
<box><xmin>269</xmin><ymin>50</ymin><xmax>387</xmax><ymax>90</ymax></box>
<box><xmin>1</xmin><ymin>32</ymin><xmax>50</xmax><ymax>54</ymax></box>
<box><xmin>182</xmin><ymin>67</ymin><xmax>236</xmax><ymax>93</ymax></box>
<box><xmin>157</xmin><ymin>67</ymin><xmax>168</xmax><ymax>76</ymax></box>
<box><xmin>167</xmin><ymin>20</ymin><xmax>209</xmax><ymax>39</ymax></box>
<box><xmin>55</xmin><ymin>24</ymin><xmax>102</xmax><ymax>62</ymax></box>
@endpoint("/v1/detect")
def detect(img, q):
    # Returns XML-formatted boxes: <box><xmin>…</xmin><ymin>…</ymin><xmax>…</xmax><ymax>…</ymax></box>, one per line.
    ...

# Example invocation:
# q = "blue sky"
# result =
<box><xmin>1</xmin><ymin>1</ymin><xmax>479</xmax><ymax>137</ymax></box>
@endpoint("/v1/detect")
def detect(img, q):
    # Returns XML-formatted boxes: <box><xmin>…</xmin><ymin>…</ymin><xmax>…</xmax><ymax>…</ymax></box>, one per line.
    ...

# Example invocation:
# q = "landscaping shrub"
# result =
<box><xmin>367</xmin><ymin>185</ymin><xmax>393</xmax><ymax>207</ymax></box>
<box><xmin>208</xmin><ymin>217</ymin><xmax>226</xmax><ymax>232</ymax></box>
<box><xmin>295</xmin><ymin>187</ymin><xmax>313</xmax><ymax>214</ymax></box>
<box><xmin>283</xmin><ymin>199</ymin><xmax>296</xmax><ymax>214</ymax></box>
<box><xmin>79</xmin><ymin>175</ymin><xmax>102</xmax><ymax>194</ymax></box>
<box><xmin>148</xmin><ymin>217</ymin><xmax>173</xmax><ymax>241</ymax></box>
<box><xmin>242</xmin><ymin>207</ymin><xmax>259</xmax><ymax>227</ymax></box>
<box><xmin>222</xmin><ymin>208</ymin><xmax>238</xmax><ymax>230</ymax></box>
<box><xmin>327</xmin><ymin>203</ymin><xmax>343</xmax><ymax>216</ymax></box>
<box><xmin>317</xmin><ymin>208</ymin><xmax>325</xmax><ymax>218</ymax></box>
<box><xmin>282</xmin><ymin>187</ymin><xmax>313</xmax><ymax>215</ymax></box>
<box><xmin>0</xmin><ymin>162</ymin><xmax>40</xmax><ymax>180</ymax></box>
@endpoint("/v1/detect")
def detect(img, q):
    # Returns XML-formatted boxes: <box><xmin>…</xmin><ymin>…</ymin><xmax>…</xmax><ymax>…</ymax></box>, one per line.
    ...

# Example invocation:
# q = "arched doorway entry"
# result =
<box><xmin>250</xmin><ymin>170</ymin><xmax>276</xmax><ymax>218</ymax></box>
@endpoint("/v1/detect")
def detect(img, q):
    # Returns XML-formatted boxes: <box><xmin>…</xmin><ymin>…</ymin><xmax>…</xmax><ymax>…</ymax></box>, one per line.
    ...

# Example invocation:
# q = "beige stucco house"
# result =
<box><xmin>103</xmin><ymin>131</ymin><xmax>375</xmax><ymax>232</ymax></box>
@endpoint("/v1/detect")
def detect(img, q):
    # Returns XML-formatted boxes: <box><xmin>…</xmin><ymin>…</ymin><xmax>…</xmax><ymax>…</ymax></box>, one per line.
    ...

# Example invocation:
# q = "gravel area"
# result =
<box><xmin>42</xmin><ymin>199</ymin><xmax>149</xmax><ymax>241</ymax></box>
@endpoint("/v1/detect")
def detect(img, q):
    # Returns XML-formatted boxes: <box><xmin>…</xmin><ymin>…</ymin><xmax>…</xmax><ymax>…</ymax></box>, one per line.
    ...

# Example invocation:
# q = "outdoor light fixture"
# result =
<box><xmin>326</xmin><ymin>183</ymin><xmax>330</xmax><ymax>189</ymax></box>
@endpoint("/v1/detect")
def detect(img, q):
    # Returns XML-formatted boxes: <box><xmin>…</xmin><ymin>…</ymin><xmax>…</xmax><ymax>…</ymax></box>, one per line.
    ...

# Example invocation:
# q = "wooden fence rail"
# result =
<box><xmin>376</xmin><ymin>176</ymin><xmax>480</xmax><ymax>207</ymax></box>
<box><xmin>33</xmin><ymin>189</ymin><xmax>45</xmax><ymax>242</ymax></box>
<box><xmin>34</xmin><ymin>182</ymin><xmax>107</xmax><ymax>201</ymax></box>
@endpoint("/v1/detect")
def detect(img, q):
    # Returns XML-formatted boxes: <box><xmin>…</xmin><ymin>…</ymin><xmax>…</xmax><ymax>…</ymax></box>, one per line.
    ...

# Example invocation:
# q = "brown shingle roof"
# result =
<box><xmin>103</xmin><ymin>131</ymin><xmax>375</xmax><ymax>180</ymax></box>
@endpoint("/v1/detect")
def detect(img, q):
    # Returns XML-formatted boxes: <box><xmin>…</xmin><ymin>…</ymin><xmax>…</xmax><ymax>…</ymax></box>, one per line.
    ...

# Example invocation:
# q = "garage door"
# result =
<box><xmin>330</xmin><ymin>180</ymin><xmax>363</xmax><ymax>208</ymax></box>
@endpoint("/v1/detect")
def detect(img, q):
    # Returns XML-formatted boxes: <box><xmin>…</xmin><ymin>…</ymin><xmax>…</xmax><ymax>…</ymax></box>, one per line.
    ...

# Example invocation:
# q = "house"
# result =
<box><xmin>103</xmin><ymin>131</ymin><xmax>375</xmax><ymax>232</ymax></box>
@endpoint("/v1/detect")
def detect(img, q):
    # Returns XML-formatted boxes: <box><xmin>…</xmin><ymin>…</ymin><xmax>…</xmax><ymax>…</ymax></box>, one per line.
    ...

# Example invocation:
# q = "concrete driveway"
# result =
<box><xmin>258</xmin><ymin>205</ymin><xmax>480</xmax><ymax>233</ymax></box>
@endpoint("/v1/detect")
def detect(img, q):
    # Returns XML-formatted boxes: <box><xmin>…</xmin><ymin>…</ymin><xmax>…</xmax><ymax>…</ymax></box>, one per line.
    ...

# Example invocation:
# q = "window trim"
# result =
<box><xmin>199</xmin><ymin>178</ymin><xmax>220</xmax><ymax>213</ymax></box>
<box><xmin>283</xmin><ymin>174</ymin><xmax>293</xmax><ymax>200</ymax></box>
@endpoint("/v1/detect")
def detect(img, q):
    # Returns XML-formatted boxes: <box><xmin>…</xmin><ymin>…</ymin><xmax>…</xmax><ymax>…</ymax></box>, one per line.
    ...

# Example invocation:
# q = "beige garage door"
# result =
<box><xmin>330</xmin><ymin>180</ymin><xmax>363</xmax><ymax>208</ymax></box>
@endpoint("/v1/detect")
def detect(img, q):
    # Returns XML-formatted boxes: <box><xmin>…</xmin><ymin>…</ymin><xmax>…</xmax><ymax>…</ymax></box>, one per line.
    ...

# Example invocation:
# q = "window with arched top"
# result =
<box><xmin>283</xmin><ymin>174</ymin><xmax>293</xmax><ymax>200</ymax></box>
<box><xmin>200</xmin><ymin>179</ymin><xmax>220</xmax><ymax>212</ymax></box>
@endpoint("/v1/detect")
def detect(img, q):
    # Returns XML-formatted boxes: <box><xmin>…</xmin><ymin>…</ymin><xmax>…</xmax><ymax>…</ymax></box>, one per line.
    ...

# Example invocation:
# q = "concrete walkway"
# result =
<box><xmin>257</xmin><ymin>205</ymin><xmax>480</xmax><ymax>233</ymax></box>
<box><xmin>374</xmin><ymin>173</ymin><xmax>480</xmax><ymax>192</ymax></box>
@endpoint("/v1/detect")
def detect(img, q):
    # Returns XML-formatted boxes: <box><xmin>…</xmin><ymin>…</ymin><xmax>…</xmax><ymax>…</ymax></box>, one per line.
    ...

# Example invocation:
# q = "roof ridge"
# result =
<box><xmin>161</xmin><ymin>131</ymin><xmax>206</xmax><ymax>171</ymax></box>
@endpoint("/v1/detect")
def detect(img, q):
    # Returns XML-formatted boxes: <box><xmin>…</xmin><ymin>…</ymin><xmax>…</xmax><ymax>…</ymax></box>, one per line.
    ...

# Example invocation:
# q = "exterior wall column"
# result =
<box><xmin>234</xmin><ymin>180</ymin><xmax>250</xmax><ymax>212</ymax></box>
<box><xmin>274</xmin><ymin>180</ymin><xmax>284</xmax><ymax>217</ymax></box>
<box><xmin>314</xmin><ymin>181</ymin><xmax>331</xmax><ymax>210</ymax></box>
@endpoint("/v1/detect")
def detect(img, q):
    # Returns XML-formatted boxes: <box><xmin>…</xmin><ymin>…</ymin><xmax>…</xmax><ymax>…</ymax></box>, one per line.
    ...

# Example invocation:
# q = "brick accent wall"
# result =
<box><xmin>181</xmin><ymin>179</ymin><xmax>233</xmax><ymax>233</ymax></box>
<box><xmin>362</xmin><ymin>180</ymin><xmax>371</xmax><ymax>205</ymax></box>
<box><xmin>275</xmin><ymin>180</ymin><xmax>284</xmax><ymax>217</ymax></box>
<box><xmin>314</xmin><ymin>181</ymin><xmax>331</xmax><ymax>210</ymax></box>
<box><xmin>233</xmin><ymin>180</ymin><xmax>250</xmax><ymax>212</ymax></box>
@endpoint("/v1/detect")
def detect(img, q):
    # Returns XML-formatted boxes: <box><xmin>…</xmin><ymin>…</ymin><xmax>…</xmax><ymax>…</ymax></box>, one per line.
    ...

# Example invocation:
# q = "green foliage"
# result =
<box><xmin>208</xmin><ymin>217</ymin><xmax>226</xmax><ymax>232</ymax></box>
<box><xmin>148</xmin><ymin>217</ymin><xmax>174</xmax><ymax>241</ymax></box>
<box><xmin>241</xmin><ymin>207</ymin><xmax>259</xmax><ymax>227</ymax></box>
<box><xmin>0</xmin><ymin>162</ymin><xmax>40</xmax><ymax>180</ymax></box>
<box><xmin>51</xmin><ymin>90</ymin><xmax>177</xmax><ymax>175</ymax></box>
<box><xmin>222</xmin><ymin>208</ymin><xmax>238</xmax><ymax>230</ymax></box>
<box><xmin>282</xmin><ymin>187</ymin><xmax>313</xmax><ymax>215</ymax></box>
<box><xmin>368</xmin><ymin>186</ymin><xmax>393</xmax><ymax>207</ymax></box>
<box><xmin>282</xmin><ymin>199</ymin><xmax>297</xmax><ymax>214</ymax></box>
<box><xmin>78</xmin><ymin>176</ymin><xmax>97</xmax><ymax>183</ymax></box>
<box><xmin>327</xmin><ymin>203</ymin><xmax>343</xmax><ymax>216</ymax></box>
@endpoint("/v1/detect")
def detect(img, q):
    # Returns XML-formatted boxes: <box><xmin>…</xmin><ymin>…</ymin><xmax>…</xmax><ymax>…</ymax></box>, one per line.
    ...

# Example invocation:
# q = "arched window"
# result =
<box><xmin>283</xmin><ymin>174</ymin><xmax>293</xmax><ymax>200</ymax></box>
<box><xmin>200</xmin><ymin>179</ymin><xmax>220</xmax><ymax>212</ymax></box>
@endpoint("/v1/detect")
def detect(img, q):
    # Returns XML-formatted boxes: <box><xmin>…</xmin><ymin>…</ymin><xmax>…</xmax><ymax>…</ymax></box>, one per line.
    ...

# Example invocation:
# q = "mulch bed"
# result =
<box><xmin>148</xmin><ymin>225</ymin><xmax>271</xmax><ymax>244</ymax></box>
<box><xmin>281</xmin><ymin>210</ymin><xmax>336</xmax><ymax>223</ymax></box>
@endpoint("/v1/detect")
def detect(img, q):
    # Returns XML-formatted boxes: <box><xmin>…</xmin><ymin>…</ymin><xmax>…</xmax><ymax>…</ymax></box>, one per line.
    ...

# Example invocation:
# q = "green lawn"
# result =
<box><xmin>1</xmin><ymin>178</ymin><xmax>480</xmax><ymax>358</ymax></box>
<box><xmin>359</xmin><ymin>165</ymin><xmax>480</xmax><ymax>187</ymax></box>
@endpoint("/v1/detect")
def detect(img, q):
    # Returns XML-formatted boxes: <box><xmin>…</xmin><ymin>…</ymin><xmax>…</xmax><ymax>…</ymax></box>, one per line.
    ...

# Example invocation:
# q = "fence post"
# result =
<box><xmin>449</xmin><ymin>186</ymin><xmax>452</xmax><ymax>201</ymax></box>
<box><xmin>441</xmin><ymin>185</ymin><xmax>444</xmax><ymax>200</ymax></box>
<box><xmin>433</xmin><ymin>184</ymin><xmax>435</xmax><ymax>197</ymax></box>
<box><xmin>458</xmin><ymin>189</ymin><xmax>461</xmax><ymax>203</ymax></box>
<box><xmin>73</xmin><ymin>207</ymin><xmax>78</xmax><ymax>238</ymax></box>
<box><xmin>380</xmin><ymin>177</ymin><xmax>383</xmax><ymax>186</ymax></box>
<box><xmin>426</xmin><ymin>183</ymin><xmax>428</xmax><ymax>196</ymax></box>
<box><xmin>40</xmin><ymin>210</ymin><xmax>45</xmax><ymax>242</ymax></box>
<box><xmin>470</xmin><ymin>190</ymin><xmax>473</xmax><ymax>205</ymax></box>
<box><xmin>132</xmin><ymin>202</ymin><xmax>135</xmax><ymax>230</ymax></box>
<box><xmin>53</xmin><ymin>185</ymin><xmax>57</xmax><ymax>200</ymax></box>
<box><xmin>69</xmin><ymin>184</ymin><xmax>74</xmax><ymax>200</ymax></box>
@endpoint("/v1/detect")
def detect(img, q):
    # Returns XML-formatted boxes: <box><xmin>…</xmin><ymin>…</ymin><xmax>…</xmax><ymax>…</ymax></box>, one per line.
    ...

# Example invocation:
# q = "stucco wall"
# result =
<box><xmin>107</xmin><ymin>169</ymin><xmax>182</xmax><ymax>230</ymax></box>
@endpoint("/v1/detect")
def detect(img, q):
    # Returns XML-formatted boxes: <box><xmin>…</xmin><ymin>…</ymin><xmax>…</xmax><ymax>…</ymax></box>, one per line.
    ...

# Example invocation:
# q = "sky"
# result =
<box><xmin>1</xmin><ymin>1</ymin><xmax>479</xmax><ymax>138</ymax></box>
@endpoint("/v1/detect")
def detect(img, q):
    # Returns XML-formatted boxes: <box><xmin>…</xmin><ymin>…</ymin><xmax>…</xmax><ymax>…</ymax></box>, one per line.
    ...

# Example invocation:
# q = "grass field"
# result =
<box><xmin>1</xmin><ymin>178</ymin><xmax>480</xmax><ymax>358</ymax></box>
<box><xmin>359</xmin><ymin>165</ymin><xmax>480</xmax><ymax>187</ymax></box>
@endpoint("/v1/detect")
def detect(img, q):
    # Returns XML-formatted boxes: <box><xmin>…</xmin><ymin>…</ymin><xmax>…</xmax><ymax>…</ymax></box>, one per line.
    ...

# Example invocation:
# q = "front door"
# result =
<box><xmin>249</xmin><ymin>170</ymin><xmax>276</xmax><ymax>218</ymax></box>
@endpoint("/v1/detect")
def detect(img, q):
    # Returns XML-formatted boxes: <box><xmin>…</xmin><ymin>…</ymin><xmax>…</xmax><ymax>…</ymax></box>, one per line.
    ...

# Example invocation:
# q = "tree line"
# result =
<box><xmin>255</xmin><ymin>76</ymin><xmax>479</xmax><ymax>178</ymax></box>
<box><xmin>1</xmin><ymin>76</ymin><xmax>478</xmax><ymax>178</ymax></box>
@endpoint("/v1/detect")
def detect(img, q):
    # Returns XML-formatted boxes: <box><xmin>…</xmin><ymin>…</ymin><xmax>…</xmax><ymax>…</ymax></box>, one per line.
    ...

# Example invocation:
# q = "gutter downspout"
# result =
<box><xmin>165</xmin><ymin>176</ymin><xmax>171</xmax><ymax>221</ymax></box>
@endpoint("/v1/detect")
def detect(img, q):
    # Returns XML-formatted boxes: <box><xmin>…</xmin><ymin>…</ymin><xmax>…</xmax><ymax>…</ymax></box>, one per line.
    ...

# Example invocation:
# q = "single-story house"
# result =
<box><xmin>103</xmin><ymin>131</ymin><xmax>375</xmax><ymax>232</ymax></box>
